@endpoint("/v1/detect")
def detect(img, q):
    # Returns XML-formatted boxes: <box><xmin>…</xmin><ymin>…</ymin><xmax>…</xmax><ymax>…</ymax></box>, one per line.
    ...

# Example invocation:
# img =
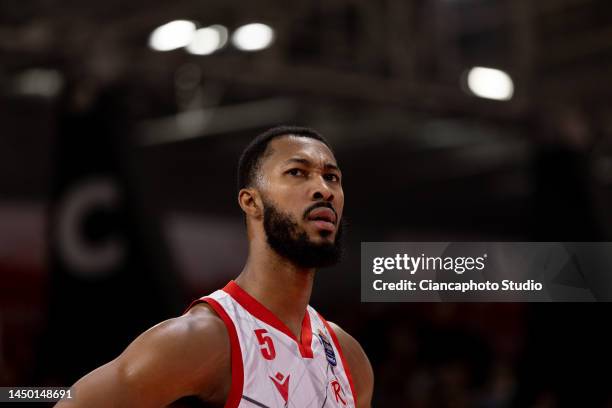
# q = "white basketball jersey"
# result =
<box><xmin>185</xmin><ymin>280</ymin><xmax>357</xmax><ymax>408</ymax></box>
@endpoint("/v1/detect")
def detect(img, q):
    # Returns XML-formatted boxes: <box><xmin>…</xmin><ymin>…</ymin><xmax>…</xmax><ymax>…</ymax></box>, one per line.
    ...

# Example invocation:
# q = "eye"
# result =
<box><xmin>324</xmin><ymin>173</ymin><xmax>340</xmax><ymax>182</ymax></box>
<box><xmin>287</xmin><ymin>168</ymin><xmax>305</xmax><ymax>177</ymax></box>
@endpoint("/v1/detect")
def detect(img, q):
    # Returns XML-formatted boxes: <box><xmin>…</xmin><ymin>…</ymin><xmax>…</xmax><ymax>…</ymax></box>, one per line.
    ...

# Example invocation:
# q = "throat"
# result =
<box><xmin>233</xmin><ymin>271</ymin><xmax>313</xmax><ymax>339</ymax></box>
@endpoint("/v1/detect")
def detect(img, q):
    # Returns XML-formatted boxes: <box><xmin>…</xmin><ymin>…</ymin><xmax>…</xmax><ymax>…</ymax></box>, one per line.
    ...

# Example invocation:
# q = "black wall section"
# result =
<box><xmin>35</xmin><ymin>85</ymin><xmax>185</xmax><ymax>384</ymax></box>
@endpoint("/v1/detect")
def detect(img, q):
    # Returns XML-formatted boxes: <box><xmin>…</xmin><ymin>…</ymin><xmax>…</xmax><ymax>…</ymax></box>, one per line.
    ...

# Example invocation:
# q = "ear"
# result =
<box><xmin>238</xmin><ymin>188</ymin><xmax>263</xmax><ymax>220</ymax></box>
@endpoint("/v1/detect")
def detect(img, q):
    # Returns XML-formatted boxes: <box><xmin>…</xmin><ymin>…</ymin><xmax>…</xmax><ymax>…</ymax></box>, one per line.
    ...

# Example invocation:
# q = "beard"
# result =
<box><xmin>262</xmin><ymin>197</ymin><xmax>345</xmax><ymax>269</ymax></box>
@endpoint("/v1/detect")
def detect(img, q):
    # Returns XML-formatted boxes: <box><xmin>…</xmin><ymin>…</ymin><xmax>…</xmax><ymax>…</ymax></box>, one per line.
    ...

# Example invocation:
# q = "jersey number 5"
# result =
<box><xmin>254</xmin><ymin>328</ymin><xmax>276</xmax><ymax>360</ymax></box>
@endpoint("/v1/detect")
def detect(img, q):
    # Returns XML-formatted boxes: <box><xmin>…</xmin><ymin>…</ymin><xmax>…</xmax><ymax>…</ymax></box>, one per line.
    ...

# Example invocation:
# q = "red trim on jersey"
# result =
<box><xmin>184</xmin><ymin>297</ymin><xmax>244</xmax><ymax>408</ymax></box>
<box><xmin>300</xmin><ymin>311</ymin><xmax>314</xmax><ymax>358</ymax></box>
<box><xmin>318</xmin><ymin>313</ymin><xmax>358</xmax><ymax>407</ymax></box>
<box><xmin>223</xmin><ymin>280</ymin><xmax>314</xmax><ymax>359</ymax></box>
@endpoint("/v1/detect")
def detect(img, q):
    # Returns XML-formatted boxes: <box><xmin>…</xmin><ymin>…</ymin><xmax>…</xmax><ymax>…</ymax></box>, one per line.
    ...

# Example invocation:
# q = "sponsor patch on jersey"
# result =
<box><xmin>317</xmin><ymin>330</ymin><xmax>337</xmax><ymax>366</ymax></box>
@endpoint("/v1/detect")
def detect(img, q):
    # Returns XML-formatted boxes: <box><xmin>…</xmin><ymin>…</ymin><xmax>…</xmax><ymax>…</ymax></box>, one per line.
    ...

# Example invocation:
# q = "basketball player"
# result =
<box><xmin>56</xmin><ymin>126</ymin><xmax>374</xmax><ymax>407</ymax></box>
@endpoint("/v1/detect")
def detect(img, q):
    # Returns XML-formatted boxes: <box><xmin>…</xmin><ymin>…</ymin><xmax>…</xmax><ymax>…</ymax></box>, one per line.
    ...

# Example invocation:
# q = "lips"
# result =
<box><xmin>307</xmin><ymin>207</ymin><xmax>337</xmax><ymax>232</ymax></box>
<box><xmin>307</xmin><ymin>207</ymin><xmax>336</xmax><ymax>224</ymax></box>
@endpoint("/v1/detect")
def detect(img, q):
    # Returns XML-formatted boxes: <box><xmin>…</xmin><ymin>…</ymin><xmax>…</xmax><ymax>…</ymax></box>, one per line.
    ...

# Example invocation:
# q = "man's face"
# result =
<box><xmin>257</xmin><ymin>135</ymin><xmax>345</xmax><ymax>268</ymax></box>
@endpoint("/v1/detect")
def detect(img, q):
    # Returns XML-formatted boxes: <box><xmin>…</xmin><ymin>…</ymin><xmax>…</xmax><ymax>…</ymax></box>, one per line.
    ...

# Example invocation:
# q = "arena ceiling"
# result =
<box><xmin>1</xmin><ymin>0</ymin><xmax>612</xmax><ymax>238</ymax></box>
<box><xmin>1</xmin><ymin>0</ymin><xmax>611</xmax><ymax>120</ymax></box>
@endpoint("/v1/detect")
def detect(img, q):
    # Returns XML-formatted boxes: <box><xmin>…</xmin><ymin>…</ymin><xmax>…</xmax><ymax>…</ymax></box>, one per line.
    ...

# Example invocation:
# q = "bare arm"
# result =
<box><xmin>329</xmin><ymin>322</ymin><xmax>374</xmax><ymax>408</ymax></box>
<box><xmin>55</xmin><ymin>304</ymin><xmax>230</xmax><ymax>408</ymax></box>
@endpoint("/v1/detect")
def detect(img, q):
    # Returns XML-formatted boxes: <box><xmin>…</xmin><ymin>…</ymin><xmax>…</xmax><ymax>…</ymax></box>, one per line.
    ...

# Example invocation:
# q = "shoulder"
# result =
<box><xmin>119</xmin><ymin>302</ymin><xmax>231</xmax><ymax>401</ymax></box>
<box><xmin>59</xmin><ymin>302</ymin><xmax>232</xmax><ymax>407</ymax></box>
<box><xmin>327</xmin><ymin>321</ymin><xmax>374</xmax><ymax>408</ymax></box>
<box><xmin>126</xmin><ymin>301</ymin><xmax>229</xmax><ymax>365</ymax></box>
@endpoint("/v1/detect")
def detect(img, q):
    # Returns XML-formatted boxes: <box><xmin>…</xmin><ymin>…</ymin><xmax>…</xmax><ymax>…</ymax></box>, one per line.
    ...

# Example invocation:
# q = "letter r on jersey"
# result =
<box><xmin>331</xmin><ymin>379</ymin><xmax>347</xmax><ymax>406</ymax></box>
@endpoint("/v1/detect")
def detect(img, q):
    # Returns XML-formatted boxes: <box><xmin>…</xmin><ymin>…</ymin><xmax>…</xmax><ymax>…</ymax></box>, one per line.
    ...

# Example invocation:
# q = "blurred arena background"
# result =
<box><xmin>2</xmin><ymin>0</ymin><xmax>612</xmax><ymax>406</ymax></box>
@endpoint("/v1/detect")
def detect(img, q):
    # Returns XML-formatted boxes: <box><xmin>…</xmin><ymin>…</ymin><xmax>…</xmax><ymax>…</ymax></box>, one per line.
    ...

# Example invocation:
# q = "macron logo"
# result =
<box><xmin>270</xmin><ymin>372</ymin><xmax>290</xmax><ymax>404</ymax></box>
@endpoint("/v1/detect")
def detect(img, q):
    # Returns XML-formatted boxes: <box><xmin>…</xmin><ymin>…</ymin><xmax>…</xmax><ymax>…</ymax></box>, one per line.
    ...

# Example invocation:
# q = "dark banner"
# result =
<box><xmin>361</xmin><ymin>242</ymin><xmax>612</xmax><ymax>302</ymax></box>
<box><xmin>36</xmin><ymin>88</ymin><xmax>183</xmax><ymax>384</ymax></box>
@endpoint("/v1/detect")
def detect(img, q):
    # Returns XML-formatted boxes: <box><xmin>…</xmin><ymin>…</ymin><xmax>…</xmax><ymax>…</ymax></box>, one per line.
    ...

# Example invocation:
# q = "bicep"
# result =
<box><xmin>55</xmin><ymin>358</ymin><xmax>152</xmax><ymax>407</ymax></box>
<box><xmin>56</xmin><ymin>313</ymin><xmax>229</xmax><ymax>408</ymax></box>
<box><xmin>329</xmin><ymin>322</ymin><xmax>374</xmax><ymax>408</ymax></box>
<box><xmin>351</xmin><ymin>342</ymin><xmax>374</xmax><ymax>408</ymax></box>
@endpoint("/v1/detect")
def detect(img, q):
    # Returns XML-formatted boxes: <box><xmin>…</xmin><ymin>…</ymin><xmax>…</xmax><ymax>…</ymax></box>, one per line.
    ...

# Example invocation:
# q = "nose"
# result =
<box><xmin>312</xmin><ymin>175</ymin><xmax>334</xmax><ymax>202</ymax></box>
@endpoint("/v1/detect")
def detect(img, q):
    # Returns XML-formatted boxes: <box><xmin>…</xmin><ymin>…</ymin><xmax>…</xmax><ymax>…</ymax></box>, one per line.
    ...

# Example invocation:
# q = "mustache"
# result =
<box><xmin>303</xmin><ymin>202</ymin><xmax>337</xmax><ymax>221</ymax></box>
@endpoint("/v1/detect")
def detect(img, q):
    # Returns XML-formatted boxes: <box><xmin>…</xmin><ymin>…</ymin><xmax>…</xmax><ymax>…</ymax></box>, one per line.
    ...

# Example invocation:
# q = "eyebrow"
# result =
<box><xmin>283</xmin><ymin>157</ymin><xmax>341</xmax><ymax>173</ymax></box>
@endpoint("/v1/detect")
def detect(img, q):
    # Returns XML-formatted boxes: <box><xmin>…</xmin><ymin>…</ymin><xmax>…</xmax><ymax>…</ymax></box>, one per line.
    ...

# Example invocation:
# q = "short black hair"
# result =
<box><xmin>236</xmin><ymin>125</ymin><xmax>333</xmax><ymax>192</ymax></box>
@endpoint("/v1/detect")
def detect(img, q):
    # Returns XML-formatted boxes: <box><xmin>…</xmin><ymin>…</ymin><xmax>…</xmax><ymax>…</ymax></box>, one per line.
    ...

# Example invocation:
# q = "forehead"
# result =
<box><xmin>264</xmin><ymin>135</ymin><xmax>337</xmax><ymax>165</ymax></box>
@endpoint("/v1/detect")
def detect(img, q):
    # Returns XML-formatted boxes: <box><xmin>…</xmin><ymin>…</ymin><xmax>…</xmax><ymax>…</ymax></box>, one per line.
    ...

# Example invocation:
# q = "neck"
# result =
<box><xmin>235</xmin><ymin>238</ymin><xmax>315</xmax><ymax>340</ymax></box>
